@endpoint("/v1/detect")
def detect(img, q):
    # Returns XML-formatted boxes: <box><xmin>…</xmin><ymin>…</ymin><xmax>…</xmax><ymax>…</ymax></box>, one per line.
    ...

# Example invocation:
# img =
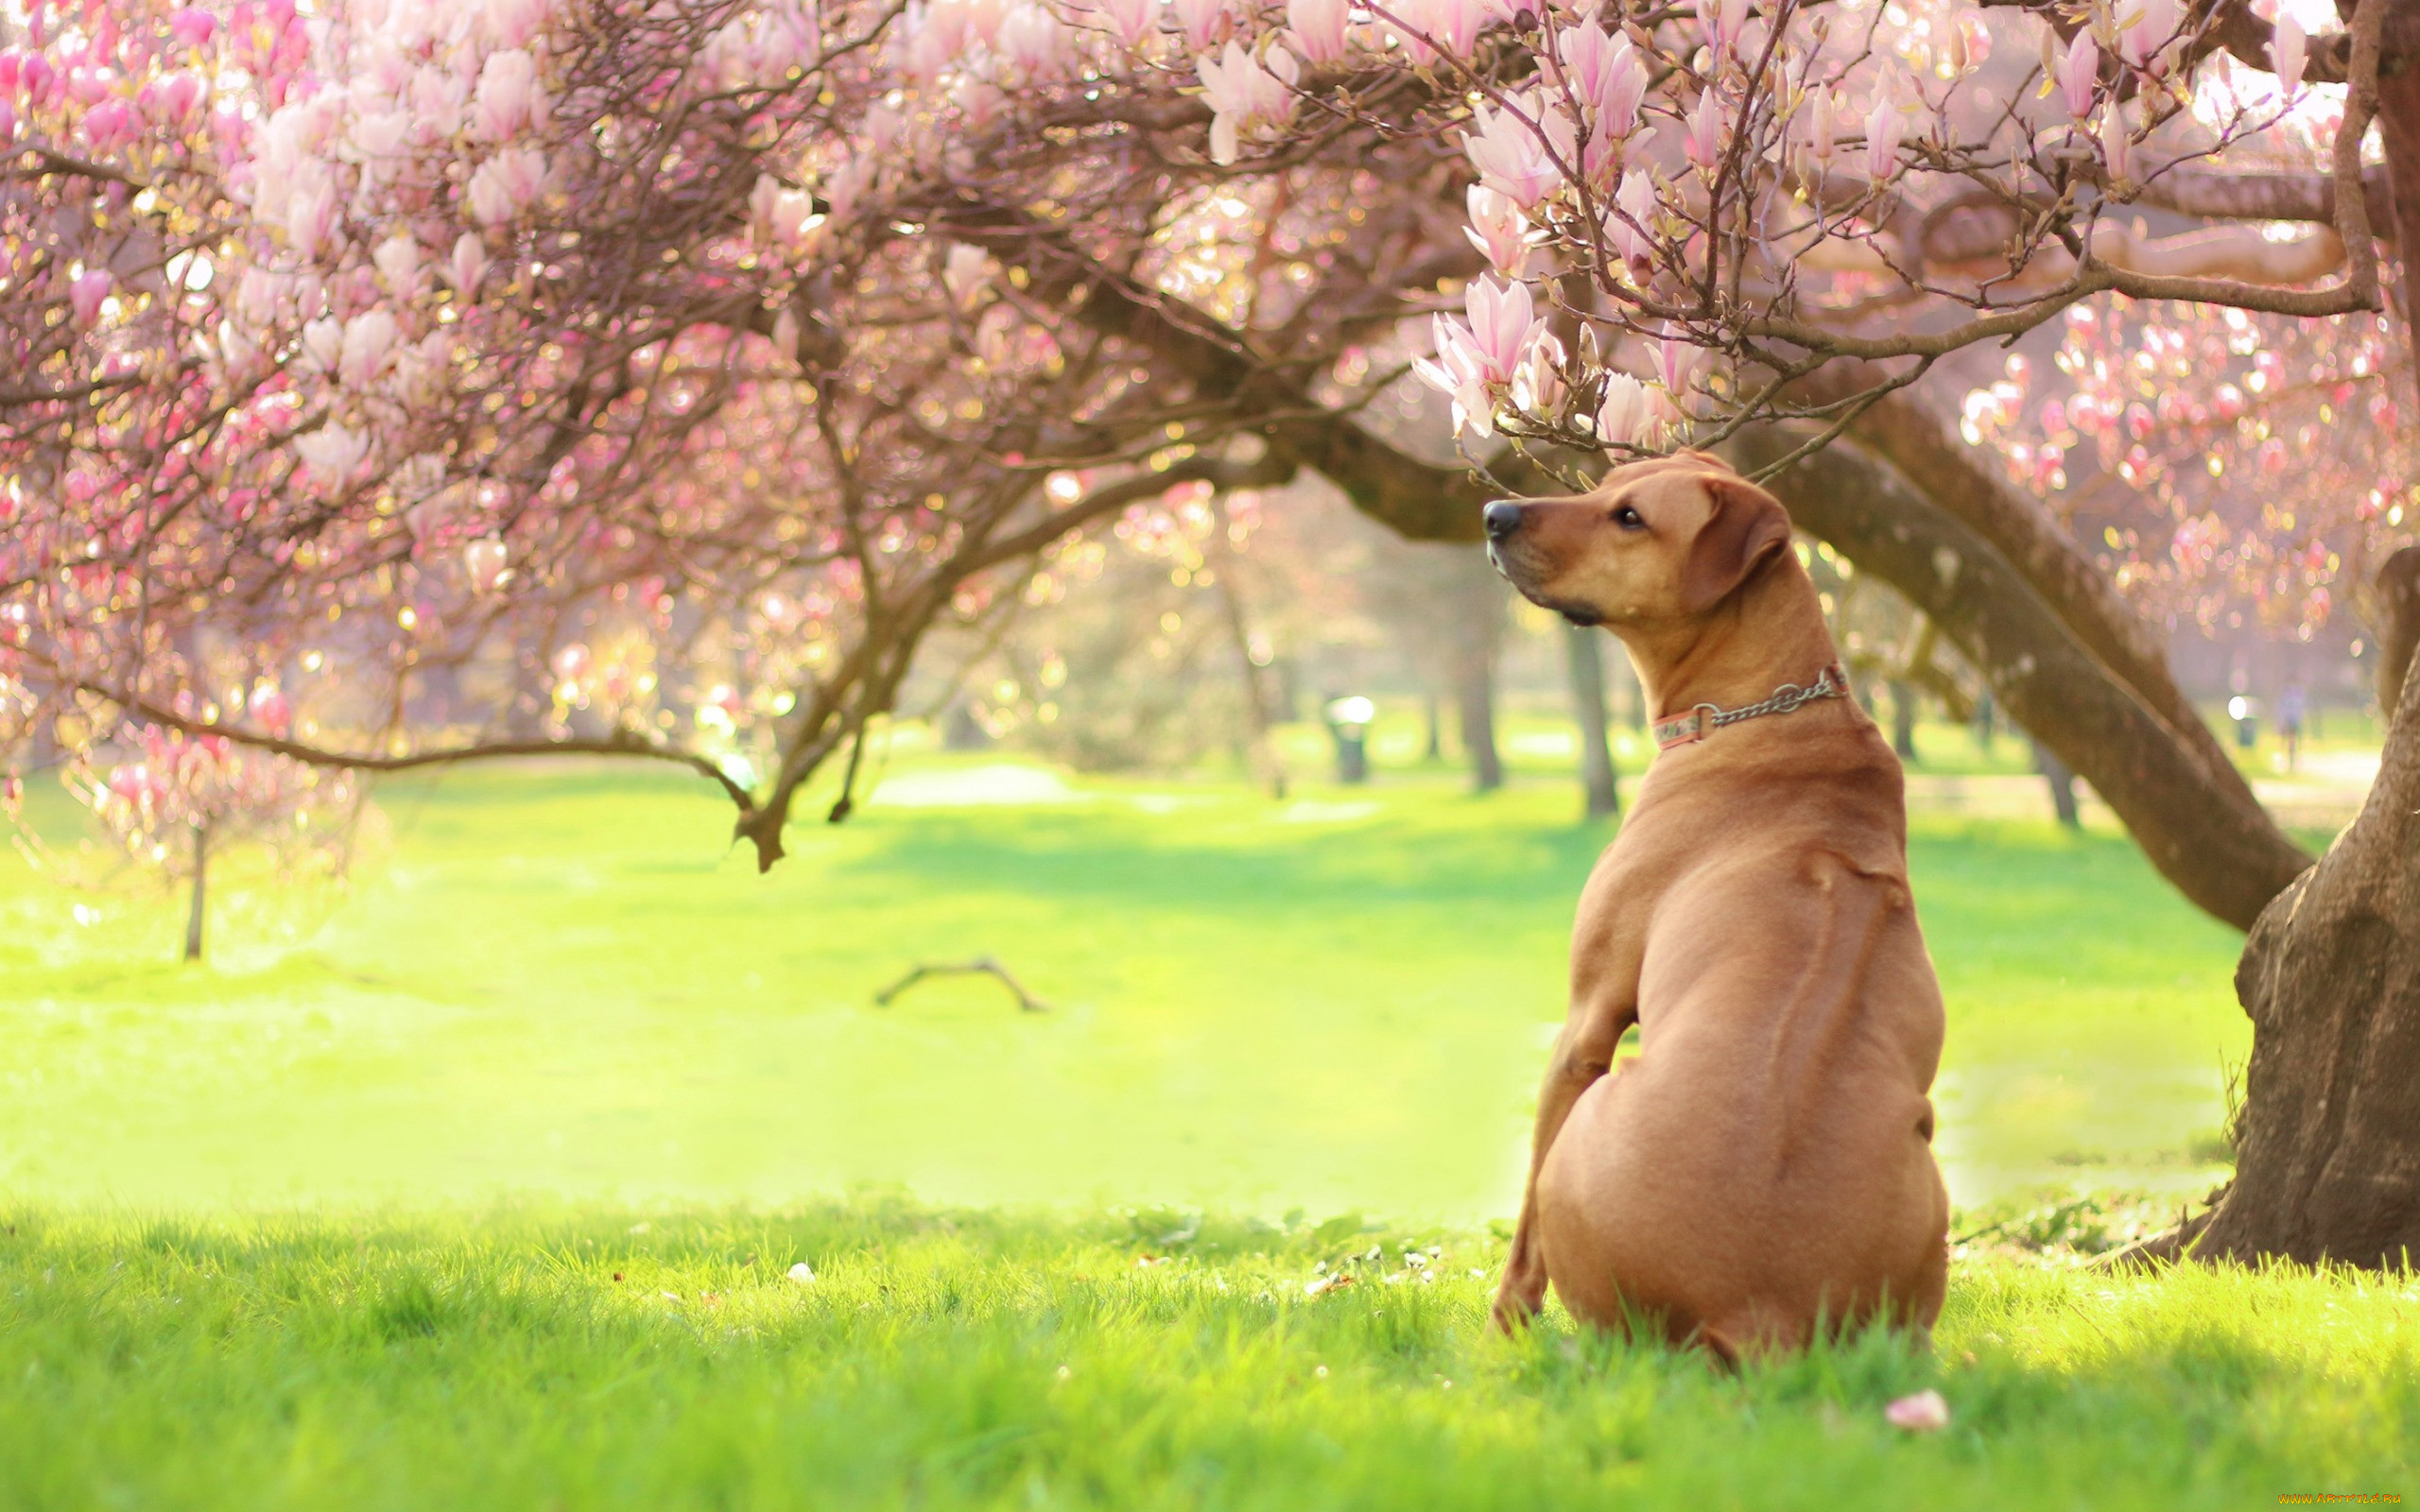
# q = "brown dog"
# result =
<box><xmin>1482</xmin><ymin>451</ymin><xmax>1947</xmax><ymax>1361</ymax></box>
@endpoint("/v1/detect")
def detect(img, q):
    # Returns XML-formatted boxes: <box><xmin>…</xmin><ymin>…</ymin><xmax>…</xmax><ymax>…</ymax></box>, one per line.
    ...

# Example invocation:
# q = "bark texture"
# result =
<box><xmin>2188</xmin><ymin>649</ymin><xmax>2420</xmax><ymax>1266</ymax></box>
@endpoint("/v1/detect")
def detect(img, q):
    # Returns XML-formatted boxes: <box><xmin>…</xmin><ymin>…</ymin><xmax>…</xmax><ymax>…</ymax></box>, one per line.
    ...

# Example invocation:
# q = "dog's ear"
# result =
<box><xmin>1680</xmin><ymin>473</ymin><xmax>1791</xmax><ymax>612</ymax></box>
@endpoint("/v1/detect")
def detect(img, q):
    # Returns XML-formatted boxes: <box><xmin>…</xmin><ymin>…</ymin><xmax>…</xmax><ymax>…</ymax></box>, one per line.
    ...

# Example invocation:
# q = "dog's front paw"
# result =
<box><xmin>1489</xmin><ymin>1267</ymin><xmax>1547</xmax><ymax>1333</ymax></box>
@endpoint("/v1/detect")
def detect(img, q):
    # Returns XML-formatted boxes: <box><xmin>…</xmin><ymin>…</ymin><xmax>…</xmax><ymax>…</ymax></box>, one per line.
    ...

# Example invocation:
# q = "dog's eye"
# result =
<box><xmin>1611</xmin><ymin>505</ymin><xmax>1647</xmax><ymax>531</ymax></box>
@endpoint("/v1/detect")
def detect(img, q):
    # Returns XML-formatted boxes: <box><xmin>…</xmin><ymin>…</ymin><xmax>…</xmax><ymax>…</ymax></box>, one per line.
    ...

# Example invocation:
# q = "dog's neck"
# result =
<box><xmin>1614</xmin><ymin>554</ymin><xmax>1841</xmax><ymax>722</ymax></box>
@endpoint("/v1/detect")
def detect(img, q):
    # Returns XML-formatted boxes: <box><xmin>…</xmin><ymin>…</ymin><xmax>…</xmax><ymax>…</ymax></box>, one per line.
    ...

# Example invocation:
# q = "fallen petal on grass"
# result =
<box><xmin>786</xmin><ymin>1262</ymin><xmax>816</xmax><ymax>1283</ymax></box>
<box><xmin>1886</xmin><ymin>1389</ymin><xmax>1950</xmax><ymax>1433</ymax></box>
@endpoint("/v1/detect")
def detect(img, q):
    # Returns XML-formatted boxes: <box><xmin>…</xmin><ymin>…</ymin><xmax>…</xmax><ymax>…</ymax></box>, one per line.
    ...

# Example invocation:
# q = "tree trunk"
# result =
<box><xmin>1564</xmin><ymin>624</ymin><xmax>1620</xmax><ymax>819</ymax></box>
<box><xmin>2167</xmin><ymin>65</ymin><xmax>2420</xmax><ymax>1266</ymax></box>
<box><xmin>182</xmin><ymin>822</ymin><xmax>207</xmax><ymax>963</ymax></box>
<box><xmin>2375</xmin><ymin>544</ymin><xmax>2420</xmax><ymax>717</ymax></box>
<box><xmin>1457</xmin><ymin>650</ymin><xmax>1503</xmax><ymax>792</ymax></box>
<box><xmin>1211</xmin><ymin>556</ymin><xmax>1287</xmax><ymax>799</ymax></box>
<box><xmin>2186</xmin><ymin>645</ymin><xmax>2420</xmax><ymax>1267</ymax></box>
<box><xmin>1889</xmin><ymin>679</ymin><xmax>1920</xmax><ymax>762</ymax></box>
<box><xmin>1729</xmin><ymin>425</ymin><xmax>2310</xmax><ymax>931</ymax></box>
<box><xmin>2033</xmin><ymin>739</ymin><xmax>2082</xmax><ymax>829</ymax></box>
<box><xmin>1422</xmin><ymin>690</ymin><xmax>1443</xmax><ymax>762</ymax></box>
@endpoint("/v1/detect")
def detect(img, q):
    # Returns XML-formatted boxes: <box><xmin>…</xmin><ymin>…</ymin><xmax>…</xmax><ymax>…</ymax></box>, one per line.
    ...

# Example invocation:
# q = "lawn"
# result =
<box><xmin>4</xmin><ymin>747</ymin><xmax>2389</xmax><ymax>1508</ymax></box>
<box><xmin>5</xmin><ymin>1203</ymin><xmax>2415</xmax><ymax>1510</ymax></box>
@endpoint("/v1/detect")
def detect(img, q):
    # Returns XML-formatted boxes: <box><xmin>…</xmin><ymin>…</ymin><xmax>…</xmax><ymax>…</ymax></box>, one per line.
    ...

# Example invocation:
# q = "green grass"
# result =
<box><xmin>5</xmin><ymin>1201</ymin><xmax>2415</xmax><ymax>1510</ymax></box>
<box><xmin>1</xmin><ymin>755</ymin><xmax>2245</xmax><ymax>1212</ymax></box>
<box><xmin>1</xmin><ymin>753</ymin><xmax>2362</xmax><ymax>1508</ymax></box>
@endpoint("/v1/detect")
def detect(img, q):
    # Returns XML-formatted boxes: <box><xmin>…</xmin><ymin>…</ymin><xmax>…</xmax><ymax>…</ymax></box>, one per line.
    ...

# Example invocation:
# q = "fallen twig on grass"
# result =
<box><xmin>873</xmin><ymin>957</ymin><xmax>1050</xmax><ymax>1013</ymax></box>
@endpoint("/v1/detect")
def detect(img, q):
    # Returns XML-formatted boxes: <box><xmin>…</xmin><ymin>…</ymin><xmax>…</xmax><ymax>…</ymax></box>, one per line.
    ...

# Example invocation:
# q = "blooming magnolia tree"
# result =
<box><xmin>9</xmin><ymin>0</ymin><xmax>2420</xmax><ymax>1258</ymax></box>
<box><xmin>28</xmin><ymin>709</ymin><xmax>356</xmax><ymax>961</ymax></box>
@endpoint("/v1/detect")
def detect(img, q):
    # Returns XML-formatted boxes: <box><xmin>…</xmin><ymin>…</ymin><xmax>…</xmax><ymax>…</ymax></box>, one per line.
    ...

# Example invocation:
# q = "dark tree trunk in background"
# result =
<box><xmin>182</xmin><ymin>823</ymin><xmax>207</xmax><ymax>963</ymax></box>
<box><xmin>2033</xmin><ymin>740</ymin><xmax>2081</xmax><ymax>830</ymax></box>
<box><xmin>1422</xmin><ymin>690</ymin><xmax>1443</xmax><ymax>761</ymax></box>
<box><xmin>1564</xmin><ymin>624</ymin><xmax>1620</xmax><ymax>819</ymax></box>
<box><xmin>1457</xmin><ymin>650</ymin><xmax>1503</xmax><ymax>792</ymax></box>
<box><xmin>1889</xmin><ymin>679</ymin><xmax>1920</xmax><ymax>762</ymax></box>
<box><xmin>1211</xmin><ymin>559</ymin><xmax>1287</xmax><ymax>799</ymax></box>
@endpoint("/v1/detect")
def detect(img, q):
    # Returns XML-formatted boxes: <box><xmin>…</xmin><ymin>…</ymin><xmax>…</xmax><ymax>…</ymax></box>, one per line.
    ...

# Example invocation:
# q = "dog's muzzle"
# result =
<box><xmin>1482</xmin><ymin>500</ymin><xmax>1525</xmax><ymax>541</ymax></box>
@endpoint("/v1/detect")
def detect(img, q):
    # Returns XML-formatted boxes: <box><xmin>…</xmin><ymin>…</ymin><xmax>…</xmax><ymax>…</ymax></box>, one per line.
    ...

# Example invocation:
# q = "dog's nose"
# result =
<box><xmin>1482</xmin><ymin>500</ymin><xmax>1525</xmax><ymax>540</ymax></box>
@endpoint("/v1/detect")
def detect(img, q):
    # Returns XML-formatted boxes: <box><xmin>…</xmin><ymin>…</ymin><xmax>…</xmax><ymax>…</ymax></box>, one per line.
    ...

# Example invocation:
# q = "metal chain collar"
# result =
<box><xmin>1651</xmin><ymin>662</ymin><xmax>1850</xmax><ymax>751</ymax></box>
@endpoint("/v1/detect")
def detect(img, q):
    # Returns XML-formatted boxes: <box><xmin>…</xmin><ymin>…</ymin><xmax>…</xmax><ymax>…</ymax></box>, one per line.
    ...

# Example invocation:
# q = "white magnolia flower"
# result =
<box><xmin>293</xmin><ymin>422</ymin><xmax>370</xmax><ymax>484</ymax></box>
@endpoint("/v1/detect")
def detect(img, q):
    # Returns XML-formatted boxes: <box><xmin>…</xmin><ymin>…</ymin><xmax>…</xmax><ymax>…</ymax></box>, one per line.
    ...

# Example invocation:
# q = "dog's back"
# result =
<box><xmin>1536</xmin><ymin>702</ymin><xmax>1948</xmax><ymax>1357</ymax></box>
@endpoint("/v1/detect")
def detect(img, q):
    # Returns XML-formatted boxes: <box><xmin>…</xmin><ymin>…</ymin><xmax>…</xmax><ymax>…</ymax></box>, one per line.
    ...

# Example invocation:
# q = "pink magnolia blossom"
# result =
<box><xmin>1482</xmin><ymin>0</ymin><xmax>1542</xmax><ymax>25</ymax></box>
<box><xmin>997</xmin><ymin>7</ymin><xmax>1070</xmax><ymax>83</ymax></box>
<box><xmin>1685</xmin><ymin>90</ymin><xmax>1725</xmax><ymax>175</ymax></box>
<box><xmin>1596</xmin><ymin>372</ymin><xmax>1651</xmax><ymax>444</ymax></box>
<box><xmin>1655</xmin><ymin>329</ymin><xmax>1703</xmax><ymax>403</ymax></box>
<box><xmin>1707</xmin><ymin>0</ymin><xmax>1753</xmax><ymax>60</ymax></box>
<box><xmin>943</xmin><ymin>244</ymin><xmax>995</xmax><ymax>310</ymax></box>
<box><xmin>1288</xmin><ymin>0</ymin><xmax>1352</xmax><ymax>65</ymax></box>
<box><xmin>466</xmin><ymin>146</ymin><xmax>548</xmax><ymax>226</ymax></box>
<box><xmin>390</xmin><ymin>332</ymin><xmax>454</xmax><ymax>406</ymax></box>
<box><xmin>1557</xmin><ymin>23</ymin><xmax>1646</xmax><ymax>139</ymax></box>
<box><xmin>1197</xmin><ymin>41</ymin><xmax>1299</xmax><ymax>165</ymax></box>
<box><xmin>1464</xmin><ymin>184</ymin><xmax>1532</xmax><ymax>277</ymax></box>
<box><xmin>955</xmin><ymin>77</ymin><xmax>1008</xmax><ymax>131</ymax></box>
<box><xmin>2273</xmin><ymin>12</ymin><xmax>2307</xmax><ymax>94</ymax></box>
<box><xmin>409</xmin><ymin>65</ymin><xmax>468</xmax><ymax>138</ymax></box>
<box><xmin>752</xmin><ymin>174</ymin><xmax>826</xmax><ymax>256</ymax></box>
<box><xmin>285</xmin><ymin>175</ymin><xmax>339</xmax><ymax>260</ymax></box>
<box><xmin>1172</xmin><ymin>0</ymin><xmax>1231</xmax><ymax>51</ymax></box>
<box><xmin>1607</xmin><ymin>166</ymin><xmax>1656</xmax><ymax>269</ymax></box>
<box><xmin>338</xmin><ymin>308</ymin><xmax>399</xmax><ymax>389</ymax></box>
<box><xmin>1885</xmin><ymin>1391</ymin><xmax>1950</xmax><ymax>1433</ymax></box>
<box><xmin>1461</xmin><ymin>274</ymin><xmax>1545</xmax><ymax>382</ymax></box>
<box><xmin>1411</xmin><ymin>324</ymin><xmax>1491</xmax><ymax>436</ymax></box>
<box><xmin>1863</xmin><ymin>97</ymin><xmax>1906</xmax><ymax>182</ymax></box>
<box><xmin>79</xmin><ymin>99</ymin><xmax>133</xmax><ymax>150</ymax></box>
<box><xmin>1947</xmin><ymin>15</ymin><xmax>1991</xmax><ymax>73</ymax></box>
<box><xmin>863</xmin><ymin>101</ymin><xmax>908</xmax><ymax>156</ymax></box>
<box><xmin>472</xmin><ymin>48</ymin><xmax>545</xmax><ymax>141</ymax></box>
<box><xmin>372</xmin><ymin>233</ymin><xmax>423</xmax><ymax>296</ymax></box>
<box><xmin>464</xmin><ymin>537</ymin><xmax>510</xmax><ymax>591</ymax></box>
<box><xmin>2100</xmin><ymin>104</ymin><xmax>2133</xmax><ymax>182</ymax></box>
<box><xmin>70</xmin><ymin>269</ymin><xmax>113</xmax><ymax>326</ymax></box>
<box><xmin>2120</xmin><ymin>0</ymin><xmax>2180</xmax><ymax>72</ymax></box>
<box><xmin>444</xmin><ymin>232</ymin><xmax>492</xmax><ymax>300</ymax></box>
<box><xmin>301</xmin><ymin>316</ymin><xmax>345</xmax><ymax>374</ymax></box>
<box><xmin>1804</xmin><ymin>86</ymin><xmax>1836</xmax><ymax>163</ymax></box>
<box><xmin>1512</xmin><ymin>331</ymin><xmax>1565</xmax><ymax>418</ymax></box>
<box><xmin>1094</xmin><ymin>0</ymin><xmax>1161</xmax><ymax>49</ymax></box>
<box><xmin>2056</xmin><ymin>32</ymin><xmax>2100</xmax><ymax>122</ymax></box>
<box><xmin>169</xmin><ymin>8</ymin><xmax>218</xmax><ymax>49</ymax></box>
<box><xmin>480</xmin><ymin>0</ymin><xmax>555</xmax><ymax>49</ymax></box>
<box><xmin>1402</xmin><ymin>0</ymin><xmax>1488</xmax><ymax>59</ymax></box>
<box><xmin>293</xmin><ymin>422</ymin><xmax>370</xmax><ymax>485</ymax></box>
<box><xmin>1463</xmin><ymin>98</ymin><xmax>1563</xmax><ymax>210</ymax></box>
<box><xmin>139</xmin><ymin>73</ymin><xmax>202</xmax><ymax>127</ymax></box>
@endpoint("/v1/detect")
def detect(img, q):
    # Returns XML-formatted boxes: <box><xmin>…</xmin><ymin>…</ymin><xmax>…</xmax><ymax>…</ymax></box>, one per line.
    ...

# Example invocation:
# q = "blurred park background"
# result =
<box><xmin>4</xmin><ymin>477</ymin><xmax>2371</xmax><ymax>1226</ymax></box>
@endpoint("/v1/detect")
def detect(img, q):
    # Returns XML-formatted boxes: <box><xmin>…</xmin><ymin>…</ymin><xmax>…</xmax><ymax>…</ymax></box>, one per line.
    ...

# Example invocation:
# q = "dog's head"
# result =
<box><xmin>1481</xmin><ymin>451</ymin><xmax>1792</xmax><ymax>629</ymax></box>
